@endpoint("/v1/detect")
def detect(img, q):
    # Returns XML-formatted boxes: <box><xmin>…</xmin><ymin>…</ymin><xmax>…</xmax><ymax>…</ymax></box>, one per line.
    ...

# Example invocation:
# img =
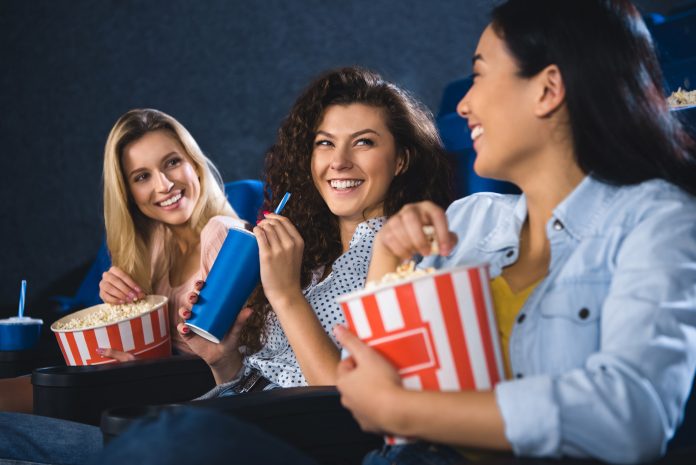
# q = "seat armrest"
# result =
<box><xmin>102</xmin><ymin>386</ymin><xmax>381</xmax><ymax>465</ymax></box>
<box><xmin>32</xmin><ymin>355</ymin><xmax>215</xmax><ymax>425</ymax></box>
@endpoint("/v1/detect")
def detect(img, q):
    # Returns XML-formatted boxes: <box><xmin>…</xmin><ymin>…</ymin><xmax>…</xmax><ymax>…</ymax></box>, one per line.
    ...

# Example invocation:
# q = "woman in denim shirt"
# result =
<box><xmin>337</xmin><ymin>0</ymin><xmax>696</xmax><ymax>463</ymax></box>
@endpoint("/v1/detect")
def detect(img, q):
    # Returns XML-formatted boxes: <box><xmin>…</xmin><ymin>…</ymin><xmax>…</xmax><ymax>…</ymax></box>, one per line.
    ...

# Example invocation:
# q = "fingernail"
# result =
<box><xmin>262</xmin><ymin>210</ymin><xmax>271</xmax><ymax>217</ymax></box>
<box><xmin>188</xmin><ymin>294</ymin><xmax>197</xmax><ymax>303</ymax></box>
<box><xmin>96</xmin><ymin>348</ymin><xmax>105</xmax><ymax>355</ymax></box>
<box><xmin>194</xmin><ymin>280</ymin><xmax>204</xmax><ymax>290</ymax></box>
<box><xmin>119</xmin><ymin>300</ymin><xmax>125</xmax><ymax>304</ymax></box>
<box><xmin>134</xmin><ymin>287</ymin><xmax>142</xmax><ymax>293</ymax></box>
<box><xmin>183</xmin><ymin>310</ymin><xmax>191</xmax><ymax>318</ymax></box>
<box><xmin>181</xmin><ymin>326</ymin><xmax>190</xmax><ymax>334</ymax></box>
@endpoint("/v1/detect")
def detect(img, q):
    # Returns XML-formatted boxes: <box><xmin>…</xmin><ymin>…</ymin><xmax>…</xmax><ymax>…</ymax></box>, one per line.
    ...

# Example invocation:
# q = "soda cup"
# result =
<box><xmin>186</xmin><ymin>226</ymin><xmax>260</xmax><ymax>343</ymax></box>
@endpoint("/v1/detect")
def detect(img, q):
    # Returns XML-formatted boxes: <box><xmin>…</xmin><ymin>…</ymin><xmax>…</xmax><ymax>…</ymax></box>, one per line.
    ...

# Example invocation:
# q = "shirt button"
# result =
<box><xmin>516</xmin><ymin>373</ymin><xmax>524</xmax><ymax>379</ymax></box>
<box><xmin>517</xmin><ymin>313</ymin><xmax>526</xmax><ymax>324</ymax></box>
<box><xmin>578</xmin><ymin>308</ymin><xmax>590</xmax><ymax>319</ymax></box>
<box><xmin>553</xmin><ymin>219</ymin><xmax>564</xmax><ymax>231</ymax></box>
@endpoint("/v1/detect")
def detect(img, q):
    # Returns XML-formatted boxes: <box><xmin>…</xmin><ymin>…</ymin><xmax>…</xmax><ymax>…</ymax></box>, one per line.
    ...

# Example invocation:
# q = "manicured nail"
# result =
<box><xmin>134</xmin><ymin>287</ymin><xmax>142</xmax><ymax>293</ymax></box>
<box><xmin>188</xmin><ymin>293</ymin><xmax>197</xmax><ymax>303</ymax></box>
<box><xmin>181</xmin><ymin>326</ymin><xmax>190</xmax><ymax>334</ymax></box>
<box><xmin>194</xmin><ymin>280</ymin><xmax>205</xmax><ymax>290</ymax></box>
<box><xmin>183</xmin><ymin>310</ymin><xmax>191</xmax><ymax>318</ymax></box>
<box><xmin>96</xmin><ymin>348</ymin><xmax>106</xmax><ymax>355</ymax></box>
<box><xmin>262</xmin><ymin>210</ymin><xmax>271</xmax><ymax>217</ymax></box>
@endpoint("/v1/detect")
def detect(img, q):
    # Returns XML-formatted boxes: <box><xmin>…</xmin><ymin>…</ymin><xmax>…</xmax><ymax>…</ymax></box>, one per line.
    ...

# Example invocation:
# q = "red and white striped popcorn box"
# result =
<box><xmin>51</xmin><ymin>295</ymin><xmax>171</xmax><ymax>366</ymax></box>
<box><xmin>337</xmin><ymin>264</ymin><xmax>504</xmax><ymax>445</ymax></box>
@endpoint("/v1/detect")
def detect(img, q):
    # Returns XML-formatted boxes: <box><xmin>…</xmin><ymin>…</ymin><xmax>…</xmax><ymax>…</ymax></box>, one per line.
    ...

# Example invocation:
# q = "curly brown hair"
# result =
<box><xmin>240</xmin><ymin>66</ymin><xmax>454</xmax><ymax>352</ymax></box>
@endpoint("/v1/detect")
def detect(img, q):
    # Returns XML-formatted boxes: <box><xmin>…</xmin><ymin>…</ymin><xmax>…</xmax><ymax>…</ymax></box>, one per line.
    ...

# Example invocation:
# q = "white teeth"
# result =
<box><xmin>330</xmin><ymin>179</ymin><xmax>363</xmax><ymax>190</ymax></box>
<box><xmin>160</xmin><ymin>193</ymin><xmax>182</xmax><ymax>207</ymax></box>
<box><xmin>471</xmin><ymin>126</ymin><xmax>484</xmax><ymax>141</ymax></box>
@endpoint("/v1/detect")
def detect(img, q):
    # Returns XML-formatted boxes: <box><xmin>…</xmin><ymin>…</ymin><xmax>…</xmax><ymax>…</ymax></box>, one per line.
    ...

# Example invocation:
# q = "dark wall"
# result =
<box><xmin>0</xmin><ymin>0</ymin><xmax>495</xmax><ymax>311</ymax></box>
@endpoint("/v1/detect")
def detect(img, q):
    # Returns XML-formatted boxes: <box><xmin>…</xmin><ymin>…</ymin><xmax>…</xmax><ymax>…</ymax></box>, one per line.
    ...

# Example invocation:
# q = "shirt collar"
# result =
<box><xmin>348</xmin><ymin>216</ymin><xmax>385</xmax><ymax>249</ymax></box>
<box><xmin>552</xmin><ymin>176</ymin><xmax>619</xmax><ymax>240</ymax></box>
<box><xmin>476</xmin><ymin>196</ymin><xmax>526</xmax><ymax>252</ymax></box>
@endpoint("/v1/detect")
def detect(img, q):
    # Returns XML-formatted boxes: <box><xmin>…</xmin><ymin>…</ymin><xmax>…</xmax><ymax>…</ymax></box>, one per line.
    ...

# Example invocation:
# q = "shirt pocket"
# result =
<box><xmin>536</xmin><ymin>281</ymin><xmax>609</xmax><ymax>374</ymax></box>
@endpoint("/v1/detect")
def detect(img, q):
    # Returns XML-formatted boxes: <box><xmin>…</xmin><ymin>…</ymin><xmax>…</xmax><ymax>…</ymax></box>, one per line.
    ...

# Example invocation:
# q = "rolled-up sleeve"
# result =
<box><xmin>496</xmin><ymin>198</ymin><xmax>696</xmax><ymax>463</ymax></box>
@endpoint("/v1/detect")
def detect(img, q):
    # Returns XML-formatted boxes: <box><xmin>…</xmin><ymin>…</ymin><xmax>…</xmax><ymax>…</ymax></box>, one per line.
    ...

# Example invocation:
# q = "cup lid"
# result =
<box><xmin>0</xmin><ymin>316</ymin><xmax>43</xmax><ymax>325</ymax></box>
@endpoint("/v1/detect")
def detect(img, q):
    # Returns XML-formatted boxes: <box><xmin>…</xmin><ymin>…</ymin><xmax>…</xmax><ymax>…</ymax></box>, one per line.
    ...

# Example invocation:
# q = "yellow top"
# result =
<box><xmin>490</xmin><ymin>276</ymin><xmax>540</xmax><ymax>379</ymax></box>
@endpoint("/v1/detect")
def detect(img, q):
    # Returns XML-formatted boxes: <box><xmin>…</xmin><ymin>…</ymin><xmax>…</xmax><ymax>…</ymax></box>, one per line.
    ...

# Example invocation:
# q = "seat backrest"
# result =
<box><xmin>53</xmin><ymin>179</ymin><xmax>265</xmax><ymax>313</ymax></box>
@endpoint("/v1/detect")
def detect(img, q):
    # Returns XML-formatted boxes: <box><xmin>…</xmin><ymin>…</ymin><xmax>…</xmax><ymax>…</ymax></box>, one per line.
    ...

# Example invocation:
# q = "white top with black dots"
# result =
<box><xmin>244</xmin><ymin>216</ymin><xmax>385</xmax><ymax>387</ymax></box>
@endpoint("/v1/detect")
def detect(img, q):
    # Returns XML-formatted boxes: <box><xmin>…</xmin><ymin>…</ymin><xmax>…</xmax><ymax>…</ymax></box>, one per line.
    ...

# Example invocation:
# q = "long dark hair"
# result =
<box><xmin>240</xmin><ymin>67</ymin><xmax>453</xmax><ymax>352</ymax></box>
<box><xmin>491</xmin><ymin>0</ymin><xmax>696</xmax><ymax>195</ymax></box>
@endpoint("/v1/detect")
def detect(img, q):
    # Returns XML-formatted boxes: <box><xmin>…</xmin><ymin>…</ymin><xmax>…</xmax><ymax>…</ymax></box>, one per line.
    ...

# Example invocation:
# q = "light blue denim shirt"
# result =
<box><xmin>422</xmin><ymin>176</ymin><xmax>696</xmax><ymax>462</ymax></box>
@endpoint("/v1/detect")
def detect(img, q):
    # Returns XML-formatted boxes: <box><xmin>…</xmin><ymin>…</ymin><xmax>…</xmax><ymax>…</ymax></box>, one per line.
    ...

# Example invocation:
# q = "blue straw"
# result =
<box><xmin>273</xmin><ymin>192</ymin><xmax>292</xmax><ymax>214</ymax></box>
<box><xmin>18</xmin><ymin>280</ymin><xmax>26</xmax><ymax>318</ymax></box>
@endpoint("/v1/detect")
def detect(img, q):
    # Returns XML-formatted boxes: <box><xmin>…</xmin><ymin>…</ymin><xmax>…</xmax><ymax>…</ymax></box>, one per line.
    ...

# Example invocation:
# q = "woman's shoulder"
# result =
<box><xmin>446</xmin><ymin>192</ymin><xmax>520</xmax><ymax>228</ymax></box>
<box><xmin>200</xmin><ymin>215</ymin><xmax>245</xmax><ymax>242</ymax></box>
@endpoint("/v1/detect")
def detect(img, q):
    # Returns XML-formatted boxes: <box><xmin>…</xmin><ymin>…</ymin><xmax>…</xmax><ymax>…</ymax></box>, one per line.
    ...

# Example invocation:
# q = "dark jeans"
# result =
<box><xmin>0</xmin><ymin>412</ymin><xmax>101</xmax><ymax>465</ymax></box>
<box><xmin>362</xmin><ymin>443</ymin><xmax>466</xmax><ymax>465</ymax></box>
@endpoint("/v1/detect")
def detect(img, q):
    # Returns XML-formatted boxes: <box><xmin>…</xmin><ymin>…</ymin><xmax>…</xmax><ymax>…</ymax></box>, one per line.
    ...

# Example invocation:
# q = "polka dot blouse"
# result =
<box><xmin>244</xmin><ymin>217</ymin><xmax>385</xmax><ymax>387</ymax></box>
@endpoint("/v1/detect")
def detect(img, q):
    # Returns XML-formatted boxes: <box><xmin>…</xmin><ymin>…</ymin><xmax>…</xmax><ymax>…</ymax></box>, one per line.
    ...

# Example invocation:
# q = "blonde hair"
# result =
<box><xmin>103</xmin><ymin>109</ymin><xmax>236</xmax><ymax>292</ymax></box>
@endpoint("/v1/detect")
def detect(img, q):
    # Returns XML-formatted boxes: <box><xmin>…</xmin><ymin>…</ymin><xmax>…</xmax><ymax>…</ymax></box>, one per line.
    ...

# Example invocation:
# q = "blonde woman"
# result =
<box><xmin>0</xmin><ymin>109</ymin><xmax>241</xmax><ymax>412</ymax></box>
<box><xmin>97</xmin><ymin>108</ymin><xmax>241</xmax><ymax>359</ymax></box>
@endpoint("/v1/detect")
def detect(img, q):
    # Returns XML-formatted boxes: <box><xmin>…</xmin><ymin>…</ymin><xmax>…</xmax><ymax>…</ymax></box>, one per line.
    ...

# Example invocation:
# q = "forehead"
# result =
<box><xmin>474</xmin><ymin>24</ymin><xmax>517</xmax><ymax>70</ymax></box>
<box><xmin>317</xmin><ymin>103</ymin><xmax>389</xmax><ymax>131</ymax></box>
<box><xmin>121</xmin><ymin>130</ymin><xmax>185</xmax><ymax>170</ymax></box>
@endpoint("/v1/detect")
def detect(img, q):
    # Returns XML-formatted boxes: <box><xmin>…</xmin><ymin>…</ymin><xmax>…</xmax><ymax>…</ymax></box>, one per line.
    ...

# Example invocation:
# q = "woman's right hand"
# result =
<box><xmin>376</xmin><ymin>201</ymin><xmax>457</xmax><ymax>259</ymax></box>
<box><xmin>177</xmin><ymin>285</ymin><xmax>251</xmax><ymax>384</ymax></box>
<box><xmin>99</xmin><ymin>266</ymin><xmax>145</xmax><ymax>304</ymax></box>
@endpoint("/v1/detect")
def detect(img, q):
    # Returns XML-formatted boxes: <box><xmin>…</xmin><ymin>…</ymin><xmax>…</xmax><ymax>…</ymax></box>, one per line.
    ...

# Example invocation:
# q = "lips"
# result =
<box><xmin>471</xmin><ymin>125</ymin><xmax>484</xmax><ymax>141</ymax></box>
<box><xmin>329</xmin><ymin>179</ymin><xmax>364</xmax><ymax>190</ymax></box>
<box><xmin>156</xmin><ymin>190</ymin><xmax>183</xmax><ymax>207</ymax></box>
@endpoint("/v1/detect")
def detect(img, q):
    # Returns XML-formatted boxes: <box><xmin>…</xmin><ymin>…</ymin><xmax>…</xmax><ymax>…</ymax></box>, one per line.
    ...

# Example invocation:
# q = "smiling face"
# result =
<box><xmin>311</xmin><ymin>103</ymin><xmax>403</xmax><ymax>228</ymax></box>
<box><xmin>121</xmin><ymin>129</ymin><xmax>201</xmax><ymax>226</ymax></box>
<box><xmin>457</xmin><ymin>25</ymin><xmax>545</xmax><ymax>183</ymax></box>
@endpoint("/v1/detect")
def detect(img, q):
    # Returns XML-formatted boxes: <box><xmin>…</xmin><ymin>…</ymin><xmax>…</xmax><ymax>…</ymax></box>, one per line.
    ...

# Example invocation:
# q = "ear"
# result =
<box><xmin>534</xmin><ymin>64</ymin><xmax>565</xmax><ymax>117</ymax></box>
<box><xmin>395</xmin><ymin>149</ymin><xmax>410</xmax><ymax>175</ymax></box>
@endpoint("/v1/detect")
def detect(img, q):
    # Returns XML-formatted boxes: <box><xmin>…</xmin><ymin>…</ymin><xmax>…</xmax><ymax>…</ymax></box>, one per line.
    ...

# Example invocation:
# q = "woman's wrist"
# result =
<box><xmin>367</xmin><ymin>237</ymin><xmax>401</xmax><ymax>283</ymax></box>
<box><xmin>266</xmin><ymin>287</ymin><xmax>305</xmax><ymax>314</ymax></box>
<box><xmin>209</xmin><ymin>352</ymin><xmax>243</xmax><ymax>385</ymax></box>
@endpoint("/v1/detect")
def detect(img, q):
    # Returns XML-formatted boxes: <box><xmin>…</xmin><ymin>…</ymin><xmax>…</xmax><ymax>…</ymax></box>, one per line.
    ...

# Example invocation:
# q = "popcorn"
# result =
<box><xmin>668</xmin><ymin>87</ymin><xmax>696</xmax><ymax>107</ymax></box>
<box><xmin>54</xmin><ymin>300</ymin><xmax>154</xmax><ymax>330</ymax></box>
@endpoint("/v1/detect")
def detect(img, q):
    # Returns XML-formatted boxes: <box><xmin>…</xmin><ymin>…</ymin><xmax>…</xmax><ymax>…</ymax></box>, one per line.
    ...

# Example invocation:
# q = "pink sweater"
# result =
<box><xmin>152</xmin><ymin>215</ymin><xmax>244</xmax><ymax>354</ymax></box>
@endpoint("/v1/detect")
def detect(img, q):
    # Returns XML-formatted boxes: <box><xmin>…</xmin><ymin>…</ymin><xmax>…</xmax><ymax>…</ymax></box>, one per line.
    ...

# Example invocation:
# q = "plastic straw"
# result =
<box><xmin>18</xmin><ymin>280</ymin><xmax>26</xmax><ymax>318</ymax></box>
<box><xmin>274</xmin><ymin>192</ymin><xmax>292</xmax><ymax>214</ymax></box>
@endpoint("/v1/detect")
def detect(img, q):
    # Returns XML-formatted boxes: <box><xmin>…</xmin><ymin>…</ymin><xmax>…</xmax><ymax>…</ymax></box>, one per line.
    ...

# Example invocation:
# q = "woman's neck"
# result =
<box><xmin>169</xmin><ymin>223</ymin><xmax>200</xmax><ymax>254</ymax></box>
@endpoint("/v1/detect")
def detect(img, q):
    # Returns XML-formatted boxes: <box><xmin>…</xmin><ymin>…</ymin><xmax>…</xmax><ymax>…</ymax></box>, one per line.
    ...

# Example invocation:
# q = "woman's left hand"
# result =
<box><xmin>334</xmin><ymin>325</ymin><xmax>403</xmax><ymax>434</ymax></box>
<box><xmin>253</xmin><ymin>213</ymin><xmax>304</xmax><ymax>305</ymax></box>
<box><xmin>96</xmin><ymin>347</ymin><xmax>136</xmax><ymax>362</ymax></box>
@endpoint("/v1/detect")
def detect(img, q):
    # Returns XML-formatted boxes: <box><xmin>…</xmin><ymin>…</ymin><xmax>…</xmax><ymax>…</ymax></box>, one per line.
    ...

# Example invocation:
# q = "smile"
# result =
<box><xmin>329</xmin><ymin>179</ymin><xmax>364</xmax><ymax>191</ymax></box>
<box><xmin>471</xmin><ymin>126</ymin><xmax>484</xmax><ymax>141</ymax></box>
<box><xmin>157</xmin><ymin>192</ymin><xmax>183</xmax><ymax>207</ymax></box>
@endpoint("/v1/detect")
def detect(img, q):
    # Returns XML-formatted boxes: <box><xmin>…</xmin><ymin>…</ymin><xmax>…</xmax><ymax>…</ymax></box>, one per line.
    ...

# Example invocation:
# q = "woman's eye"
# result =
<box><xmin>133</xmin><ymin>172</ymin><xmax>149</xmax><ymax>183</ymax></box>
<box><xmin>314</xmin><ymin>139</ymin><xmax>333</xmax><ymax>147</ymax></box>
<box><xmin>166</xmin><ymin>157</ymin><xmax>182</xmax><ymax>167</ymax></box>
<box><xmin>355</xmin><ymin>138</ymin><xmax>374</xmax><ymax>147</ymax></box>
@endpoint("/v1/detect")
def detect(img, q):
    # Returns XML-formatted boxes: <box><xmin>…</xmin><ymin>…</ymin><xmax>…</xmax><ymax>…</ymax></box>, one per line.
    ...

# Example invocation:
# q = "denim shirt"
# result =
<box><xmin>422</xmin><ymin>176</ymin><xmax>696</xmax><ymax>462</ymax></box>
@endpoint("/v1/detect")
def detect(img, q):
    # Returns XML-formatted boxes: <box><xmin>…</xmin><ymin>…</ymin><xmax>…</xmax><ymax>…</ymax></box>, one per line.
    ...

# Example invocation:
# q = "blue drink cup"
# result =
<box><xmin>185</xmin><ymin>226</ymin><xmax>260</xmax><ymax>343</ymax></box>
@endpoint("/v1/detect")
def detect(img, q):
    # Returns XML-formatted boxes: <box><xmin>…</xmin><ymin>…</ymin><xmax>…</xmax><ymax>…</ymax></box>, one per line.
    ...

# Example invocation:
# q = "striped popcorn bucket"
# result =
<box><xmin>337</xmin><ymin>264</ymin><xmax>504</xmax><ymax>445</ymax></box>
<box><xmin>50</xmin><ymin>295</ymin><xmax>171</xmax><ymax>366</ymax></box>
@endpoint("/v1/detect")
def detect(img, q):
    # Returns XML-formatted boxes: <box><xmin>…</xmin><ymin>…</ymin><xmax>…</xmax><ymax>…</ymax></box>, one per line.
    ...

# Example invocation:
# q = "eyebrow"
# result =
<box><xmin>472</xmin><ymin>53</ymin><xmax>484</xmax><ymax>65</ymax></box>
<box><xmin>315</xmin><ymin>128</ymin><xmax>380</xmax><ymax>138</ymax></box>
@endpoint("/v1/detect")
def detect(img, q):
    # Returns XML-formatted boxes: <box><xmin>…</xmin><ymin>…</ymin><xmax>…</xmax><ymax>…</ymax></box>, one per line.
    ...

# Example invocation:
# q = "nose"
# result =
<box><xmin>456</xmin><ymin>89</ymin><xmax>471</xmax><ymax>119</ymax></box>
<box><xmin>329</xmin><ymin>145</ymin><xmax>353</xmax><ymax>171</ymax></box>
<box><xmin>154</xmin><ymin>171</ymin><xmax>174</xmax><ymax>193</ymax></box>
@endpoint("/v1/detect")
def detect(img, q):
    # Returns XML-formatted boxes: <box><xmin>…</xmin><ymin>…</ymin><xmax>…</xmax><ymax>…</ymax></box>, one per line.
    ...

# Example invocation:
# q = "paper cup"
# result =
<box><xmin>0</xmin><ymin>317</ymin><xmax>43</xmax><ymax>351</ymax></box>
<box><xmin>337</xmin><ymin>264</ymin><xmax>504</xmax><ymax>444</ymax></box>
<box><xmin>186</xmin><ymin>226</ymin><xmax>260</xmax><ymax>343</ymax></box>
<box><xmin>50</xmin><ymin>295</ymin><xmax>170</xmax><ymax>366</ymax></box>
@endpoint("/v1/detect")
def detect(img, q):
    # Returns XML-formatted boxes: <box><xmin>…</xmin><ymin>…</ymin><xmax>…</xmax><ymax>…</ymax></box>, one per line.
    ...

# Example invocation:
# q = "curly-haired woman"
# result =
<box><xmin>179</xmin><ymin>66</ymin><xmax>453</xmax><ymax>395</ymax></box>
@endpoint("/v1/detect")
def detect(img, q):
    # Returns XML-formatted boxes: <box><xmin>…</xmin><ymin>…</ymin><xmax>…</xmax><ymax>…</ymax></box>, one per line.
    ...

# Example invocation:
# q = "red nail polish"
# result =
<box><xmin>195</xmin><ymin>280</ymin><xmax>204</xmax><ymax>288</ymax></box>
<box><xmin>96</xmin><ymin>348</ymin><xmax>105</xmax><ymax>355</ymax></box>
<box><xmin>182</xmin><ymin>326</ymin><xmax>190</xmax><ymax>334</ymax></box>
<box><xmin>183</xmin><ymin>310</ymin><xmax>191</xmax><ymax>318</ymax></box>
<box><xmin>262</xmin><ymin>210</ymin><xmax>271</xmax><ymax>216</ymax></box>
<box><xmin>188</xmin><ymin>294</ymin><xmax>197</xmax><ymax>303</ymax></box>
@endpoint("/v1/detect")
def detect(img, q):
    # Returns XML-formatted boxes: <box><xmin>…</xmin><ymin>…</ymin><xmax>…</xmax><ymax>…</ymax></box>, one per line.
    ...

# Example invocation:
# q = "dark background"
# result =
<box><xmin>0</xmin><ymin>0</ymin><xmax>687</xmax><ymax>314</ymax></box>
